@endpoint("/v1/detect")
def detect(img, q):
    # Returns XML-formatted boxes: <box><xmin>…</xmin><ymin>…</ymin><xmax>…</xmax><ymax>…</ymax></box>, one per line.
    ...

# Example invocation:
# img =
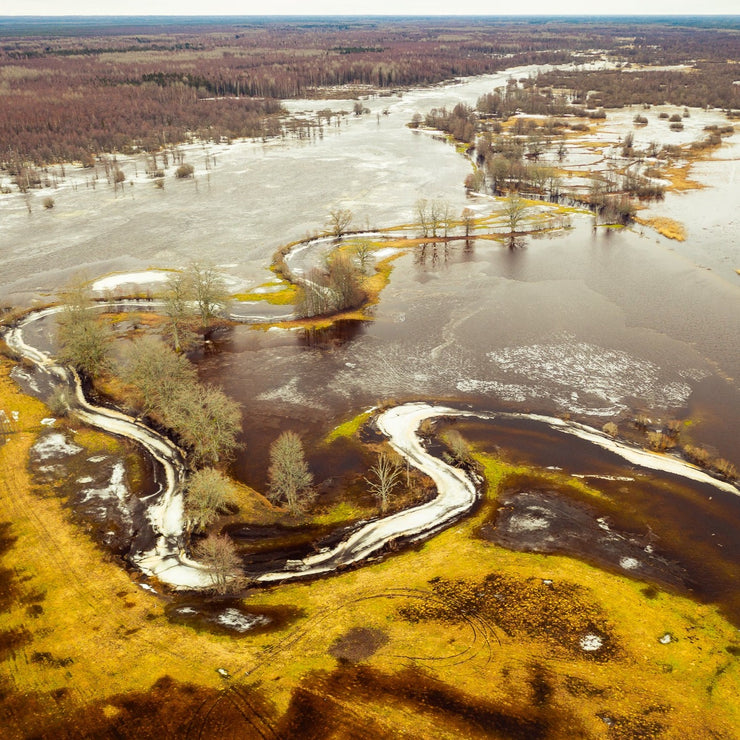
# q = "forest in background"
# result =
<box><xmin>0</xmin><ymin>16</ymin><xmax>738</xmax><ymax>166</ymax></box>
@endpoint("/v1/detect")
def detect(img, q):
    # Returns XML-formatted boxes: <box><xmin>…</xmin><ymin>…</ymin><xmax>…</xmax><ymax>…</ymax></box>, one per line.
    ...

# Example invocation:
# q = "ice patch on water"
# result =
<box><xmin>619</xmin><ymin>556</ymin><xmax>641</xmax><ymax>570</ymax></box>
<box><xmin>32</xmin><ymin>433</ymin><xmax>83</xmax><ymax>460</ymax></box>
<box><xmin>215</xmin><ymin>608</ymin><xmax>269</xmax><ymax>633</ymax></box>
<box><xmin>10</xmin><ymin>366</ymin><xmax>40</xmax><ymax>393</ymax></box>
<box><xmin>257</xmin><ymin>377</ymin><xmax>327</xmax><ymax>409</ymax></box>
<box><xmin>476</xmin><ymin>337</ymin><xmax>695</xmax><ymax>415</ymax></box>
<box><xmin>79</xmin><ymin>462</ymin><xmax>132</xmax><ymax>522</ymax></box>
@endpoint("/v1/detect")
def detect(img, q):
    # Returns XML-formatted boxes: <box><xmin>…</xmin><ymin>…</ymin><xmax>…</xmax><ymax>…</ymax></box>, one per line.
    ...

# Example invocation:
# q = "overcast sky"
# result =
<box><xmin>3</xmin><ymin>1</ymin><xmax>739</xmax><ymax>16</ymax></box>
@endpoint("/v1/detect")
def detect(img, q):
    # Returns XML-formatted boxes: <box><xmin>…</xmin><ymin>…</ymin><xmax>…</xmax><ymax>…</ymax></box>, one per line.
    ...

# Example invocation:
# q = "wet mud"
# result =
<box><xmin>398</xmin><ymin>573</ymin><xmax>619</xmax><ymax>663</ymax></box>
<box><xmin>481</xmin><ymin>489</ymin><xmax>687</xmax><ymax>590</ymax></box>
<box><xmin>164</xmin><ymin>599</ymin><xmax>302</xmax><ymax>637</ymax></box>
<box><xmin>28</xmin><ymin>429</ymin><xmax>158</xmax><ymax>558</ymax></box>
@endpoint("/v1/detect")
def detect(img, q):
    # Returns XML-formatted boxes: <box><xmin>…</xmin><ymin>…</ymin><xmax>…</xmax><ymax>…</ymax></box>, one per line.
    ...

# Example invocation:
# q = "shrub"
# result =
<box><xmin>175</xmin><ymin>163</ymin><xmax>195</xmax><ymax>179</ymax></box>
<box><xmin>42</xmin><ymin>197</ymin><xmax>55</xmax><ymax>209</ymax></box>
<box><xmin>669</xmin><ymin>122</ymin><xmax>684</xmax><ymax>131</ymax></box>
<box><xmin>658</xmin><ymin>112</ymin><xmax>669</xmax><ymax>120</ymax></box>
<box><xmin>669</xmin><ymin>113</ymin><xmax>682</xmax><ymax>122</ymax></box>
<box><xmin>633</xmin><ymin>114</ymin><xmax>648</xmax><ymax>125</ymax></box>
<box><xmin>682</xmin><ymin>444</ymin><xmax>711</xmax><ymax>467</ymax></box>
<box><xmin>713</xmin><ymin>458</ymin><xmax>737</xmax><ymax>480</ymax></box>
<box><xmin>602</xmin><ymin>422</ymin><xmax>618</xmax><ymax>437</ymax></box>
<box><xmin>647</xmin><ymin>431</ymin><xmax>674</xmax><ymax>451</ymax></box>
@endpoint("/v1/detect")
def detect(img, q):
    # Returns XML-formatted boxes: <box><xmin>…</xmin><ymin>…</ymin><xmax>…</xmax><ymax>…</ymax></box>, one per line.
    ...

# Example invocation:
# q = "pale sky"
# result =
<box><xmin>2</xmin><ymin>1</ymin><xmax>739</xmax><ymax>17</ymax></box>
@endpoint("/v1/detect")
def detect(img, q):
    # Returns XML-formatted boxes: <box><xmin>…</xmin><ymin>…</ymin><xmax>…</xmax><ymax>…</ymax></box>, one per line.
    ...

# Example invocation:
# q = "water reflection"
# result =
<box><xmin>299</xmin><ymin>320</ymin><xmax>367</xmax><ymax>349</ymax></box>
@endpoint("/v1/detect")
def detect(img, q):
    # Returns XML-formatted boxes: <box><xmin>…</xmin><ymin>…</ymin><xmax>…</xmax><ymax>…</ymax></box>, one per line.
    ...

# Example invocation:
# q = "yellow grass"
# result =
<box><xmin>636</xmin><ymin>216</ymin><xmax>687</xmax><ymax>241</ymax></box>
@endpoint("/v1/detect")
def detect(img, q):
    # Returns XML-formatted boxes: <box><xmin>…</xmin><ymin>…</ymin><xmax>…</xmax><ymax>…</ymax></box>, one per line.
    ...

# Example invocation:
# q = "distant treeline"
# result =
<box><xmin>1</xmin><ymin>18</ymin><xmax>738</xmax><ymax>166</ymax></box>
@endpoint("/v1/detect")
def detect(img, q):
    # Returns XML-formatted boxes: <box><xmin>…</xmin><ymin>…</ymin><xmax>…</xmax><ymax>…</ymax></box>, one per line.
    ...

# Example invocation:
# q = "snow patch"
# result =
<box><xmin>32</xmin><ymin>433</ymin><xmax>82</xmax><ymax>460</ymax></box>
<box><xmin>215</xmin><ymin>608</ymin><xmax>269</xmax><ymax>632</ymax></box>
<box><xmin>580</xmin><ymin>634</ymin><xmax>603</xmax><ymax>651</ymax></box>
<box><xmin>92</xmin><ymin>271</ymin><xmax>171</xmax><ymax>292</ymax></box>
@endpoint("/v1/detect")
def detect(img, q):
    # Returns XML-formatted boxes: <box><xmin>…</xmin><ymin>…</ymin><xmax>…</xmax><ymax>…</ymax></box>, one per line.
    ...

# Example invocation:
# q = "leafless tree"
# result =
<box><xmin>170</xmin><ymin>383</ymin><xmax>242</xmax><ymax>467</ymax></box>
<box><xmin>56</xmin><ymin>279</ymin><xmax>110</xmax><ymax>378</ymax></box>
<box><xmin>121</xmin><ymin>336</ymin><xmax>197</xmax><ymax>416</ymax></box>
<box><xmin>268</xmin><ymin>431</ymin><xmax>313</xmax><ymax>515</ymax></box>
<box><xmin>327</xmin><ymin>208</ymin><xmax>353</xmax><ymax>237</ymax></box>
<box><xmin>444</xmin><ymin>429</ymin><xmax>471</xmax><ymax>466</ymax></box>
<box><xmin>184</xmin><ymin>467</ymin><xmax>237</xmax><ymax>534</ymax></box>
<box><xmin>365</xmin><ymin>451</ymin><xmax>403</xmax><ymax>513</ymax></box>
<box><xmin>163</xmin><ymin>271</ymin><xmax>197</xmax><ymax>353</ymax></box>
<box><xmin>415</xmin><ymin>198</ymin><xmax>430</xmax><ymax>237</ymax></box>
<box><xmin>186</xmin><ymin>262</ymin><xmax>228</xmax><ymax>332</ymax></box>
<box><xmin>505</xmin><ymin>193</ymin><xmax>528</xmax><ymax>244</ymax></box>
<box><xmin>353</xmin><ymin>239</ymin><xmax>374</xmax><ymax>274</ymax></box>
<box><xmin>193</xmin><ymin>533</ymin><xmax>245</xmax><ymax>595</ymax></box>
<box><xmin>461</xmin><ymin>208</ymin><xmax>475</xmax><ymax>238</ymax></box>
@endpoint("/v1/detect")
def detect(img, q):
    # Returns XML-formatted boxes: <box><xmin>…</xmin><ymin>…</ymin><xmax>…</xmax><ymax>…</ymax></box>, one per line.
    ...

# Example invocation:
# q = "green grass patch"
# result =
<box><xmin>324</xmin><ymin>409</ymin><xmax>373</xmax><ymax>443</ymax></box>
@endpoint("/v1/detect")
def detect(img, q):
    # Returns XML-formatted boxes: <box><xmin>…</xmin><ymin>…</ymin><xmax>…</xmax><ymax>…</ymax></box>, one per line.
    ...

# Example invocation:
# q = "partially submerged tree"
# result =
<box><xmin>268</xmin><ymin>431</ymin><xmax>313</xmax><ymax>515</ymax></box>
<box><xmin>365</xmin><ymin>451</ymin><xmax>403</xmax><ymax>513</ymax></box>
<box><xmin>121</xmin><ymin>337</ymin><xmax>241</xmax><ymax>466</ymax></box>
<box><xmin>170</xmin><ymin>383</ymin><xmax>242</xmax><ymax>467</ymax></box>
<box><xmin>184</xmin><ymin>467</ymin><xmax>237</xmax><ymax>534</ymax></box>
<box><xmin>443</xmin><ymin>429</ymin><xmax>471</xmax><ymax>466</ymax></box>
<box><xmin>504</xmin><ymin>193</ymin><xmax>529</xmax><ymax>246</ymax></box>
<box><xmin>193</xmin><ymin>533</ymin><xmax>245</xmax><ymax>595</ymax></box>
<box><xmin>186</xmin><ymin>262</ymin><xmax>228</xmax><ymax>332</ymax></box>
<box><xmin>327</xmin><ymin>208</ymin><xmax>353</xmax><ymax>238</ymax></box>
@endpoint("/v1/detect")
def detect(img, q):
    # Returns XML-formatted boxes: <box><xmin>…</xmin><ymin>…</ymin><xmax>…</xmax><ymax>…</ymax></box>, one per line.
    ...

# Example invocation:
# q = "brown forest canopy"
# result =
<box><xmin>0</xmin><ymin>16</ymin><xmax>738</xmax><ymax>165</ymax></box>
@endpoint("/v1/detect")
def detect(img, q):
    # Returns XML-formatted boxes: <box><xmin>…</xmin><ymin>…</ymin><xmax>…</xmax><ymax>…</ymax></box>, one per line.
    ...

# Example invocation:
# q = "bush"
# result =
<box><xmin>42</xmin><ymin>196</ymin><xmax>55</xmax><ymax>209</ymax></box>
<box><xmin>669</xmin><ymin>122</ymin><xmax>684</xmax><ymax>131</ymax></box>
<box><xmin>175</xmin><ymin>163</ymin><xmax>195</xmax><ymax>179</ymax></box>
<box><xmin>669</xmin><ymin>113</ymin><xmax>682</xmax><ymax>122</ymax></box>
<box><xmin>633</xmin><ymin>114</ymin><xmax>648</xmax><ymax>125</ymax></box>
<box><xmin>658</xmin><ymin>112</ymin><xmax>669</xmax><ymax>119</ymax></box>
<box><xmin>602</xmin><ymin>422</ymin><xmax>618</xmax><ymax>437</ymax></box>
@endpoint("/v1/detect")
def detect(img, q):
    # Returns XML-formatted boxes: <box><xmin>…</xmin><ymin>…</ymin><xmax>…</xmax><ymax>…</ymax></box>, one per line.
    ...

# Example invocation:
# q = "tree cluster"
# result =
<box><xmin>121</xmin><ymin>336</ymin><xmax>241</xmax><ymax>467</ymax></box>
<box><xmin>295</xmin><ymin>253</ymin><xmax>367</xmax><ymax>319</ymax></box>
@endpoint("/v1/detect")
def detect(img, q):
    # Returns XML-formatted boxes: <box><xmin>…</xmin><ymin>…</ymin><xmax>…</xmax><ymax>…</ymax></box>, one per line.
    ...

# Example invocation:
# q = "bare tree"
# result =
<box><xmin>163</xmin><ymin>271</ymin><xmax>197</xmax><ymax>353</ymax></box>
<box><xmin>444</xmin><ymin>429</ymin><xmax>471</xmax><ymax>466</ymax></box>
<box><xmin>461</xmin><ymin>208</ymin><xmax>475</xmax><ymax>238</ymax></box>
<box><xmin>365</xmin><ymin>451</ymin><xmax>403</xmax><ymax>513</ymax></box>
<box><xmin>268</xmin><ymin>431</ymin><xmax>313</xmax><ymax>515</ymax></box>
<box><xmin>353</xmin><ymin>239</ymin><xmax>374</xmax><ymax>274</ymax></box>
<box><xmin>415</xmin><ymin>198</ymin><xmax>430</xmax><ymax>237</ymax></box>
<box><xmin>327</xmin><ymin>208</ymin><xmax>353</xmax><ymax>238</ymax></box>
<box><xmin>186</xmin><ymin>262</ymin><xmax>228</xmax><ymax>332</ymax></box>
<box><xmin>171</xmin><ymin>384</ymin><xmax>242</xmax><ymax>467</ymax></box>
<box><xmin>184</xmin><ymin>468</ymin><xmax>237</xmax><ymax>534</ymax></box>
<box><xmin>121</xmin><ymin>336</ymin><xmax>197</xmax><ymax>416</ymax></box>
<box><xmin>56</xmin><ymin>279</ymin><xmax>110</xmax><ymax>377</ymax></box>
<box><xmin>505</xmin><ymin>193</ymin><xmax>528</xmax><ymax>244</ymax></box>
<box><xmin>193</xmin><ymin>533</ymin><xmax>245</xmax><ymax>595</ymax></box>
